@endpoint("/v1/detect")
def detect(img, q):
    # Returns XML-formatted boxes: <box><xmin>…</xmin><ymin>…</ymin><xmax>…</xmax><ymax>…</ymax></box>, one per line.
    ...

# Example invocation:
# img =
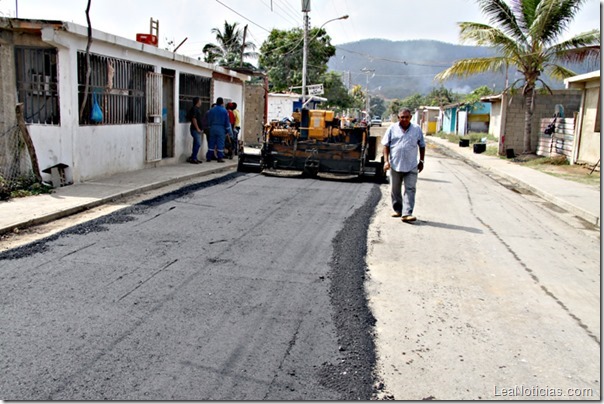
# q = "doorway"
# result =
<box><xmin>161</xmin><ymin>68</ymin><xmax>175</xmax><ymax>158</ymax></box>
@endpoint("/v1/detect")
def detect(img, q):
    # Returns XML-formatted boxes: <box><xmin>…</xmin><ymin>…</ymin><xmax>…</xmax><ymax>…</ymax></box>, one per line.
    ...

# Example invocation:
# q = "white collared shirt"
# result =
<box><xmin>381</xmin><ymin>122</ymin><xmax>425</xmax><ymax>172</ymax></box>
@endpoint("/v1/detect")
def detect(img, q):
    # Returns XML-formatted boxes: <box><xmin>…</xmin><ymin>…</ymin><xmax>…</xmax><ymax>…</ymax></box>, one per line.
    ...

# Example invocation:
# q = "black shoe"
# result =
<box><xmin>217</xmin><ymin>159</ymin><xmax>225</xmax><ymax>163</ymax></box>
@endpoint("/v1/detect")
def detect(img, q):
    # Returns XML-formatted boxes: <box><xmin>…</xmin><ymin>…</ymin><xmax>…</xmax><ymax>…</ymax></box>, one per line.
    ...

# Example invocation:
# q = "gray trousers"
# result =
<box><xmin>390</xmin><ymin>169</ymin><xmax>418</xmax><ymax>216</ymax></box>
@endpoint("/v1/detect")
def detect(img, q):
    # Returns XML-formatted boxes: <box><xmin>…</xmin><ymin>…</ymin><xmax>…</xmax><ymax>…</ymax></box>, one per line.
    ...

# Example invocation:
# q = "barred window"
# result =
<box><xmin>179</xmin><ymin>73</ymin><xmax>211</xmax><ymax>122</ymax></box>
<box><xmin>77</xmin><ymin>52</ymin><xmax>154</xmax><ymax>125</ymax></box>
<box><xmin>14</xmin><ymin>47</ymin><xmax>60</xmax><ymax>125</ymax></box>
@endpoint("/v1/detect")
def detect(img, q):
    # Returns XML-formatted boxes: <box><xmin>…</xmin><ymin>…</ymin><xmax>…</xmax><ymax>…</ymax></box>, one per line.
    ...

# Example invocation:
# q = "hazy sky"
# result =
<box><xmin>0</xmin><ymin>0</ymin><xmax>600</xmax><ymax>60</ymax></box>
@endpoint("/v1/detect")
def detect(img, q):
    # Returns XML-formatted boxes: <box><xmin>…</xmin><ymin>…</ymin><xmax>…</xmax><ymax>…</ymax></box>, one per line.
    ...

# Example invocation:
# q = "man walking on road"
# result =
<box><xmin>205</xmin><ymin>97</ymin><xmax>233</xmax><ymax>163</ymax></box>
<box><xmin>382</xmin><ymin>108</ymin><xmax>426</xmax><ymax>223</ymax></box>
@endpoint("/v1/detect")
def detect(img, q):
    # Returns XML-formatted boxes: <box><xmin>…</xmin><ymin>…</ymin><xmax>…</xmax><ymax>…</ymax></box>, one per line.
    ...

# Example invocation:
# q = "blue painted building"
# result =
<box><xmin>440</xmin><ymin>102</ymin><xmax>491</xmax><ymax>135</ymax></box>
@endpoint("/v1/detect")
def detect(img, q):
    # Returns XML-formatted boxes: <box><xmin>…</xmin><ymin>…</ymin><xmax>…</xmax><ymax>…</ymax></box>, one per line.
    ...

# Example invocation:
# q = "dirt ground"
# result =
<box><xmin>513</xmin><ymin>154</ymin><xmax>601</xmax><ymax>189</ymax></box>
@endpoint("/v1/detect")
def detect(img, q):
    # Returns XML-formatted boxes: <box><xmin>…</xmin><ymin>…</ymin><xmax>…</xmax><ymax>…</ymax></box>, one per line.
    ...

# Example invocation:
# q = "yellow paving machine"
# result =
<box><xmin>238</xmin><ymin>109</ymin><xmax>385</xmax><ymax>181</ymax></box>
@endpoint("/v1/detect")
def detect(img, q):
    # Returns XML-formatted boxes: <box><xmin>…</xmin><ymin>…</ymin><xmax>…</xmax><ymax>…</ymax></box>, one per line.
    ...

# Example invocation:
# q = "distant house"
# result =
<box><xmin>440</xmin><ymin>104</ymin><xmax>459</xmax><ymax>134</ymax></box>
<box><xmin>439</xmin><ymin>102</ymin><xmax>491</xmax><ymax>136</ymax></box>
<box><xmin>0</xmin><ymin>18</ymin><xmax>249</xmax><ymax>185</ymax></box>
<box><xmin>416</xmin><ymin>106</ymin><xmax>440</xmax><ymax>135</ymax></box>
<box><xmin>564</xmin><ymin>70</ymin><xmax>600</xmax><ymax>166</ymax></box>
<box><xmin>440</xmin><ymin>102</ymin><xmax>491</xmax><ymax>135</ymax></box>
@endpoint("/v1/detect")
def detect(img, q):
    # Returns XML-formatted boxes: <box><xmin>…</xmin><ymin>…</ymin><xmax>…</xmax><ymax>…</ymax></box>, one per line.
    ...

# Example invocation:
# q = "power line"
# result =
<box><xmin>330</xmin><ymin>69</ymin><xmax>441</xmax><ymax>79</ymax></box>
<box><xmin>272</xmin><ymin>0</ymin><xmax>302</xmax><ymax>26</ymax></box>
<box><xmin>260</xmin><ymin>0</ymin><xmax>299</xmax><ymax>27</ymax></box>
<box><xmin>214</xmin><ymin>0</ymin><xmax>272</xmax><ymax>33</ymax></box>
<box><xmin>334</xmin><ymin>46</ymin><xmax>451</xmax><ymax>68</ymax></box>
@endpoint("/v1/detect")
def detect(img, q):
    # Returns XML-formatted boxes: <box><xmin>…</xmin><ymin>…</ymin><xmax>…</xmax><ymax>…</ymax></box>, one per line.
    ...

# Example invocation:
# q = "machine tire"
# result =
<box><xmin>237</xmin><ymin>156</ymin><xmax>247</xmax><ymax>172</ymax></box>
<box><xmin>302</xmin><ymin>166</ymin><xmax>319</xmax><ymax>178</ymax></box>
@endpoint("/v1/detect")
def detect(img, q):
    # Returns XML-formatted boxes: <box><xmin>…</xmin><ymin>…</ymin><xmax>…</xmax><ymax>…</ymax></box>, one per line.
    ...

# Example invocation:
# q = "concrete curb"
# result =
<box><xmin>0</xmin><ymin>164</ymin><xmax>235</xmax><ymax>236</ymax></box>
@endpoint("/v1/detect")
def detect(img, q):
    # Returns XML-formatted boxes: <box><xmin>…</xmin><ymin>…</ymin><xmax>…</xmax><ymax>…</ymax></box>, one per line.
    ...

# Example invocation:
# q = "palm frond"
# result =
<box><xmin>477</xmin><ymin>0</ymin><xmax>526</xmax><ymax>43</ymax></box>
<box><xmin>536</xmin><ymin>78</ymin><xmax>555</xmax><ymax>95</ymax></box>
<box><xmin>513</xmin><ymin>0</ymin><xmax>538</xmax><ymax>31</ymax></box>
<box><xmin>458</xmin><ymin>22</ymin><xmax>525</xmax><ymax>59</ymax></box>
<box><xmin>547</xmin><ymin>29</ymin><xmax>600</xmax><ymax>54</ymax></box>
<box><xmin>544</xmin><ymin>64</ymin><xmax>579</xmax><ymax>81</ymax></box>
<box><xmin>435</xmin><ymin>57</ymin><xmax>507</xmax><ymax>81</ymax></box>
<box><xmin>544</xmin><ymin>29</ymin><xmax>600</xmax><ymax>68</ymax></box>
<box><xmin>532</xmin><ymin>0</ymin><xmax>586</xmax><ymax>45</ymax></box>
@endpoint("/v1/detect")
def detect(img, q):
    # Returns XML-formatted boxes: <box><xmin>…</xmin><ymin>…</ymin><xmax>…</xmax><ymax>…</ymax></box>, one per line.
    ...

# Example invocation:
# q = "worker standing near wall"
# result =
<box><xmin>187</xmin><ymin>97</ymin><xmax>204</xmax><ymax>164</ymax></box>
<box><xmin>205</xmin><ymin>97</ymin><xmax>232</xmax><ymax>163</ymax></box>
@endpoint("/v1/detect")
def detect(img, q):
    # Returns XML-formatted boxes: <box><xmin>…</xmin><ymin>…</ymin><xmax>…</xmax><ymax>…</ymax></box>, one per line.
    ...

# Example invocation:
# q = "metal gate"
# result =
<box><xmin>145</xmin><ymin>72</ymin><xmax>162</xmax><ymax>162</ymax></box>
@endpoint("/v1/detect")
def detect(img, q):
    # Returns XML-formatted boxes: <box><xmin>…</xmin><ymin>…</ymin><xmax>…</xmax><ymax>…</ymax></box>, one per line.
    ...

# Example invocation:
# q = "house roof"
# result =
<box><xmin>480</xmin><ymin>94</ymin><xmax>503</xmax><ymax>103</ymax></box>
<box><xmin>269</xmin><ymin>92</ymin><xmax>302</xmax><ymax>99</ymax></box>
<box><xmin>268</xmin><ymin>93</ymin><xmax>327</xmax><ymax>102</ymax></box>
<box><xmin>564</xmin><ymin>70</ymin><xmax>600</xmax><ymax>88</ymax></box>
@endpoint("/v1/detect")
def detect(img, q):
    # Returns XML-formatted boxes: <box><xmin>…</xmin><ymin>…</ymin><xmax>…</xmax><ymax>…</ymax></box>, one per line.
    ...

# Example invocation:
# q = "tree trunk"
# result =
<box><xmin>78</xmin><ymin>0</ymin><xmax>93</xmax><ymax>121</ymax></box>
<box><xmin>15</xmin><ymin>103</ymin><xmax>43</xmax><ymax>183</ymax></box>
<box><xmin>523</xmin><ymin>87</ymin><xmax>535</xmax><ymax>154</ymax></box>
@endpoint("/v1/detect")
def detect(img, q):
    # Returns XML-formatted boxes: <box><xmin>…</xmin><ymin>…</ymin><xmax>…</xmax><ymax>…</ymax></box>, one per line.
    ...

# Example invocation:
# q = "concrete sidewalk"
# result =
<box><xmin>427</xmin><ymin>136</ymin><xmax>600</xmax><ymax>228</ymax></box>
<box><xmin>0</xmin><ymin>160</ymin><xmax>237</xmax><ymax>235</ymax></box>
<box><xmin>0</xmin><ymin>140</ymin><xmax>600</xmax><ymax>236</ymax></box>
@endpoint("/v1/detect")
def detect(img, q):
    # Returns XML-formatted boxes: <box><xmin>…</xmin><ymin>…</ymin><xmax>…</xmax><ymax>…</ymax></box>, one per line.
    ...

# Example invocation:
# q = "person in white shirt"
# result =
<box><xmin>382</xmin><ymin>108</ymin><xmax>426</xmax><ymax>222</ymax></box>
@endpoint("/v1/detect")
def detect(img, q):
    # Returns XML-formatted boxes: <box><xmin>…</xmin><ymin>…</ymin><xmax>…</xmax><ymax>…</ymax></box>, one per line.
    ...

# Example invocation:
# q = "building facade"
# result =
<box><xmin>565</xmin><ymin>70</ymin><xmax>600</xmax><ymax>166</ymax></box>
<box><xmin>0</xmin><ymin>18</ymin><xmax>249</xmax><ymax>185</ymax></box>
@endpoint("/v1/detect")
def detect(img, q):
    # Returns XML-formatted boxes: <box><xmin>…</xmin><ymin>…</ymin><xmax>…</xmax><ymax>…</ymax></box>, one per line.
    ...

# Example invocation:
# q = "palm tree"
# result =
<box><xmin>202</xmin><ymin>21</ymin><xmax>258</xmax><ymax>67</ymax></box>
<box><xmin>435</xmin><ymin>0</ymin><xmax>600</xmax><ymax>153</ymax></box>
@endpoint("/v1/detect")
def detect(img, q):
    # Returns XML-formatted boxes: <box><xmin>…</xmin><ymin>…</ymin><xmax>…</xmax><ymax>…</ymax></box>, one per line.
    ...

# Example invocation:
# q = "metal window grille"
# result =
<box><xmin>145</xmin><ymin>72</ymin><xmax>162</xmax><ymax>162</ymax></box>
<box><xmin>178</xmin><ymin>73</ymin><xmax>211</xmax><ymax>122</ymax></box>
<box><xmin>77</xmin><ymin>52</ymin><xmax>154</xmax><ymax>125</ymax></box>
<box><xmin>14</xmin><ymin>47</ymin><xmax>60</xmax><ymax>125</ymax></box>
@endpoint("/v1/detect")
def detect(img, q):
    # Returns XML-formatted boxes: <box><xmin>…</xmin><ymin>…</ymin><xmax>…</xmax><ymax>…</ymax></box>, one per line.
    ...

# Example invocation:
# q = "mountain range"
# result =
<box><xmin>327</xmin><ymin>39</ymin><xmax>599</xmax><ymax>100</ymax></box>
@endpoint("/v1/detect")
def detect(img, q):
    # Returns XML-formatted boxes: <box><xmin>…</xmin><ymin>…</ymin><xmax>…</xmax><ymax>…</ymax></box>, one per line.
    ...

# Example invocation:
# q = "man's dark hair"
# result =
<box><xmin>216</xmin><ymin>97</ymin><xmax>224</xmax><ymax>105</ymax></box>
<box><xmin>192</xmin><ymin>97</ymin><xmax>200</xmax><ymax>105</ymax></box>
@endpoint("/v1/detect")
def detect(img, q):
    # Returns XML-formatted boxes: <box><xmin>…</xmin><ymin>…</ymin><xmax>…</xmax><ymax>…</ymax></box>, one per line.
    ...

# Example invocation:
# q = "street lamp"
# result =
<box><xmin>301</xmin><ymin>0</ymin><xmax>348</xmax><ymax>104</ymax></box>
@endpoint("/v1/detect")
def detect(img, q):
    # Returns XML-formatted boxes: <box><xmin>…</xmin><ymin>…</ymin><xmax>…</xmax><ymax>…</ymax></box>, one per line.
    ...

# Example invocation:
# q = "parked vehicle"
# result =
<box><xmin>370</xmin><ymin>116</ymin><xmax>382</xmax><ymax>127</ymax></box>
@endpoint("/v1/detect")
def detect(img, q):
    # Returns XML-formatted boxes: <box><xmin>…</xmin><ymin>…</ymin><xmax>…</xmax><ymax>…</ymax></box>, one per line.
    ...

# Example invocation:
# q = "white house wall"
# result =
<box><xmin>214</xmin><ymin>80</ymin><xmax>242</xmax><ymax>105</ymax></box>
<box><xmin>31</xmin><ymin>23</ymin><xmax>246</xmax><ymax>183</ymax></box>
<box><xmin>214</xmin><ymin>79</ymin><xmax>244</xmax><ymax>143</ymax></box>
<box><xmin>576</xmin><ymin>85</ymin><xmax>600</xmax><ymax>164</ymax></box>
<box><xmin>488</xmin><ymin>102</ymin><xmax>502</xmax><ymax>138</ymax></box>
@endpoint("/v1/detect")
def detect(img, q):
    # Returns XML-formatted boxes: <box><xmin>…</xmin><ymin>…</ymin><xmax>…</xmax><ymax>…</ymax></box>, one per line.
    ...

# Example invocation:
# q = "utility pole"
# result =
<box><xmin>361</xmin><ymin>67</ymin><xmax>374</xmax><ymax>117</ymax></box>
<box><xmin>301</xmin><ymin>0</ymin><xmax>310</xmax><ymax>104</ymax></box>
<box><xmin>498</xmin><ymin>63</ymin><xmax>509</xmax><ymax>156</ymax></box>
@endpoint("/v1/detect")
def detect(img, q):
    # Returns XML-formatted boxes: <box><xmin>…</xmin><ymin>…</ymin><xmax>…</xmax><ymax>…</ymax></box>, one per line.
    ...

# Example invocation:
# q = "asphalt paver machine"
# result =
<box><xmin>237</xmin><ymin>109</ymin><xmax>385</xmax><ymax>181</ymax></box>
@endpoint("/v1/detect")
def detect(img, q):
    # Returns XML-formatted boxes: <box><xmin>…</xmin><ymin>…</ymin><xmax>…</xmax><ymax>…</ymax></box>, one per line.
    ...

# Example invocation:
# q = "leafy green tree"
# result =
<box><xmin>463</xmin><ymin>85</ymin><xmax>494</xmax><ymax>106</ymax></box>
<box><xmin>399</xmin><ymin>93</ymin><xmax>427</xmax><ymax>112</ymax></box>
<box><xmin>349</xmin><ymin>85</ymin><xmax>366</xmax><ymax>110</ymax></box>
<box><xmin>424</xmin><ymin>86</ymin><xmax>460</xmax><ymax>106</ymax></box>
<box><xmin>203</xmin><ymin>21</ymin><xmax>258</xmax><ymax>67</ymax></box>
<box><xmin>387</xmin><ymin>99</ymin><xmax>407</xmax><ymax>117</ymax></box>
<box><xmin>322</xmin><ymin>71</ymin><xmax>355</xmax><ymax>111</ymax></box>
<box><xmin>370</xmin><ymin>96</ymin><xmax>386</xmax><ymax>118</ymax></box>
<box><xmin>259</xmin><ymin>27</ymin><xmax>336</xmax><ymax>92</ymax></box>
<box><xmin>436</xmin><ymin>0</ymin><xmax>600</xmax><ymax>153</ymax></box>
